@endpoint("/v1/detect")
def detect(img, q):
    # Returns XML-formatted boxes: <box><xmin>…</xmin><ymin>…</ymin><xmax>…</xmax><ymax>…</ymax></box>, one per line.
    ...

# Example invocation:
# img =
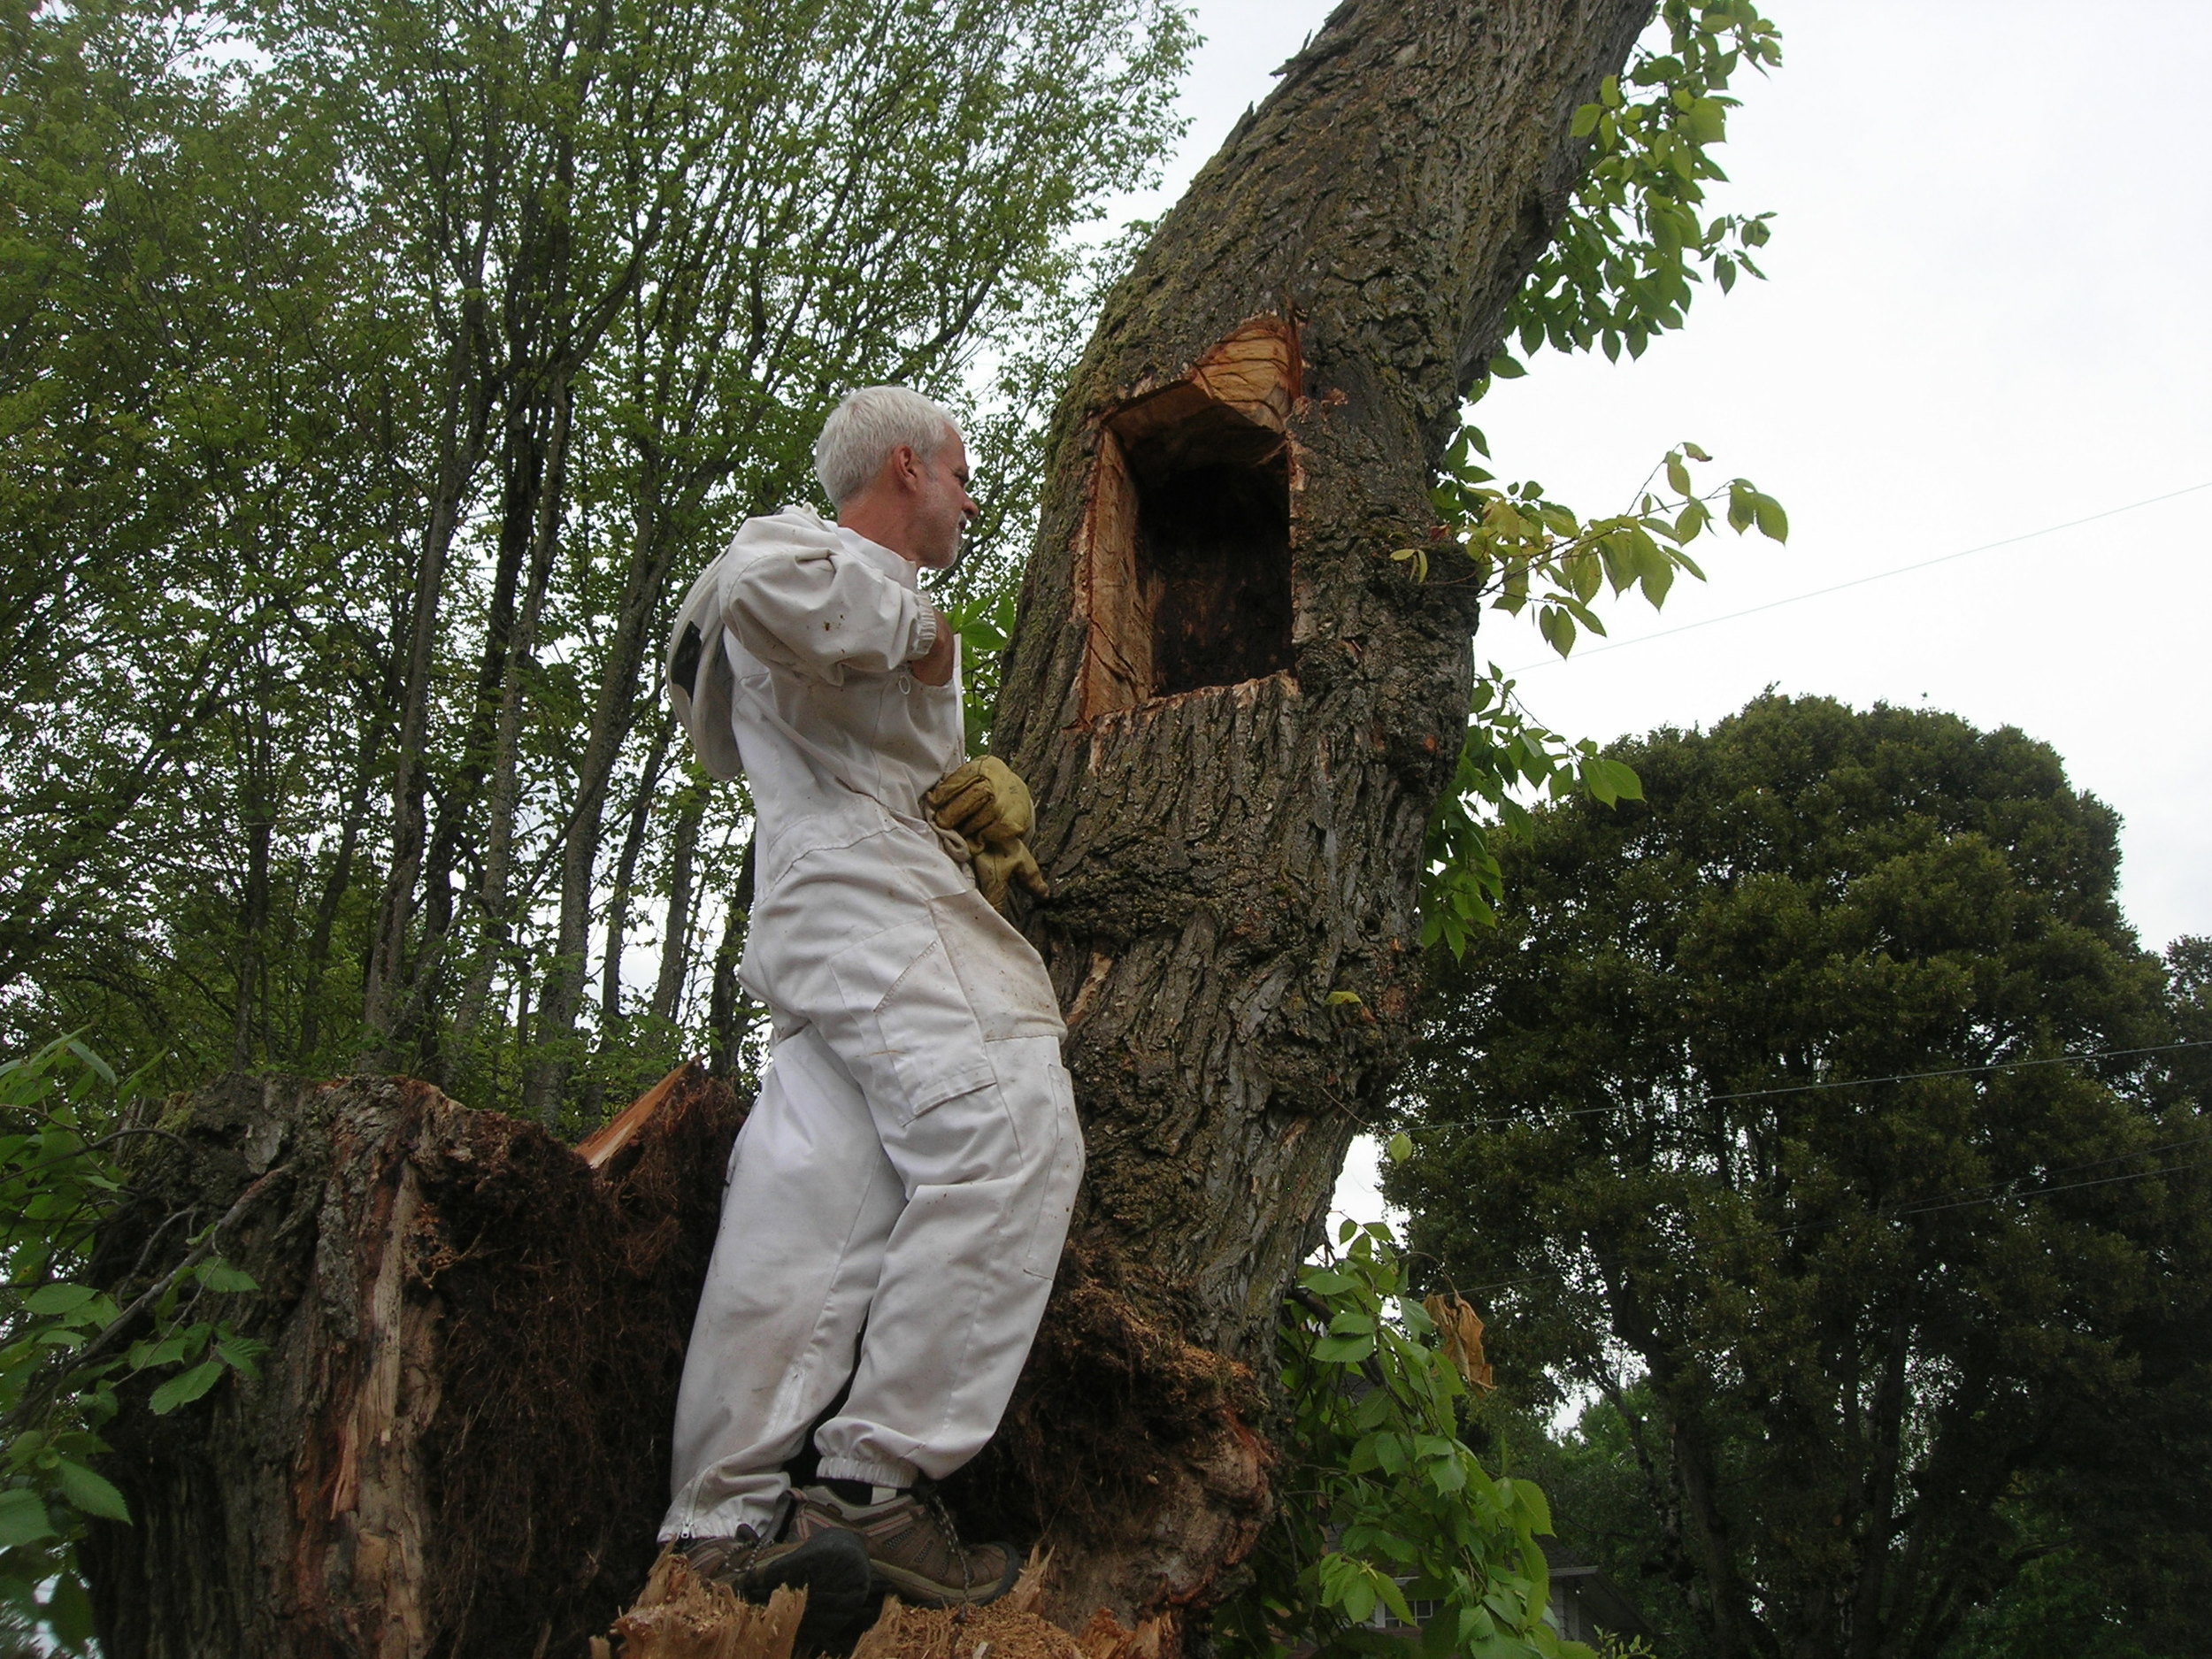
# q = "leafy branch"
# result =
<box><xmin>1409</xmin><ymin>430</ymin><xmax>1787</xmax><ymax>956</ymax></box>
<box><xmin>1415</xmin><ymin>0</ymin><xmax>1788</xmax><ymax>956</ymax></box>
<box><xmin>1216</xmin><ymin>1221</ymin><xmax>1578</xmax><ymax>1659</ymax></box>
<box><xmin>0</xmin><ymin>1038</ymin><xmax>270</xmax><ymax>1652</ymax></box>
<box><xmin>1502</xmin><ymin>0</ymin><xmax>1782</xmax><ymax>373</ymax></box>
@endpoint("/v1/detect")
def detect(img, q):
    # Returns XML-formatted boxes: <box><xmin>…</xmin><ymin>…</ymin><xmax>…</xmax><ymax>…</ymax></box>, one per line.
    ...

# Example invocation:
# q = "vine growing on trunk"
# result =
<box><xmin>1223</xmin><ymin>7</ymin><xmax>1789</xmax><ymax>1654</ymax></box>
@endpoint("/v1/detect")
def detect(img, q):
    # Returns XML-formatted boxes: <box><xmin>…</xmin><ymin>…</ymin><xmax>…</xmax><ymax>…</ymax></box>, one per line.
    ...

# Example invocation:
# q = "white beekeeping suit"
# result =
<box><xmin>659</xmin><ymin>503</ymin><xmax>1081</xmax><ymax>1544</ymax></box>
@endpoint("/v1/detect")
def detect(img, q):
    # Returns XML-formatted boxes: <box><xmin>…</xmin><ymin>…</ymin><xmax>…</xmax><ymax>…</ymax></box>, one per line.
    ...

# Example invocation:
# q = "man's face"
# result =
<box><xmin>910</xmin><ymin>434</ymin><xmax>978</xmax><ymax>570</ymax></box>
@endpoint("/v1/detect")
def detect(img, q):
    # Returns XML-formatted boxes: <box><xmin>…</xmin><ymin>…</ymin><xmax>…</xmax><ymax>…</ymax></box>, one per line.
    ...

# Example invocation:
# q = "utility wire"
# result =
<box><xmin>1463</xmin><ymin>1037</ymin><xmax>2212</xmax><ymax>1132</ymax></box>
<box><xmin>1503</xmin><ymin>478</ymin><xmax>2212</xmax><ymax>673</ymax></box>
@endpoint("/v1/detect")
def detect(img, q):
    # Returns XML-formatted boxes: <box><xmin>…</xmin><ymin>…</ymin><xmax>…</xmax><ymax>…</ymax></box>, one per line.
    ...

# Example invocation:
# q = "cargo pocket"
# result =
<box><xmin>928</xmin><ymin>890</ymin><xmax>1065</xmax><ymax>1043</ymax></box>
<box><xmin>1018</xmin><ymin>1056</ymin><xmax>1084</xmax><ymax>1281</ymax></box>
<box><xmin>827</xmin><ymin>920</ymin><xmax>997</xmax><ymax>1122</ymax></box>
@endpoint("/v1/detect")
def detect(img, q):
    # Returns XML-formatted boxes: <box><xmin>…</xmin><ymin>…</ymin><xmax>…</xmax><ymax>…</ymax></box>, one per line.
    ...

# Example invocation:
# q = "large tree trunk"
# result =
<box><xmin>83</xmin><ymin>3</ymin><xmax>1645</xmax><ymax>1649</ymax></box>
<box><xmin>81</xmin><ymin>1066</ymin><xmax>746</xmax><ymax>1659</ymax></box>
<box><xmin>968</xmin><ymin>0</ymin><xmax>1646</xmax><ymax>1632</ymax></box>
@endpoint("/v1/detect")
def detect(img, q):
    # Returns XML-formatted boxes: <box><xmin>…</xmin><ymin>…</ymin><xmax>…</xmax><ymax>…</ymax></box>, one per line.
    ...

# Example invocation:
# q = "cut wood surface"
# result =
<box><xmin>972</xmin><ymin>0</ymin><xmax>1649</xmax><ymax>1635</ymax></box>
<box><xmin>81</xmin><ymin>1064</ymin><xmax>746</xmax><ymax>1659</ymax></box>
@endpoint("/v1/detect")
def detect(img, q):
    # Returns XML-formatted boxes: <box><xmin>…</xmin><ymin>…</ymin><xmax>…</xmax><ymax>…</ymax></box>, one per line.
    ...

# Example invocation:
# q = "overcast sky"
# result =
<box><xmin>1101</xmin><ymin>0</ymin><xmax>2212</xmax><ymax>1226</ymax></box>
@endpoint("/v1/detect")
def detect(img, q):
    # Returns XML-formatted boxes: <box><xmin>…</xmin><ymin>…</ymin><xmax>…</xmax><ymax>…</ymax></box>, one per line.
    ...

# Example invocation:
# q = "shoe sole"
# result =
<box><xmin>869</xmin><ymin>1550</ymin><xmax>1020</xmax><ymax>1609</ymax></box>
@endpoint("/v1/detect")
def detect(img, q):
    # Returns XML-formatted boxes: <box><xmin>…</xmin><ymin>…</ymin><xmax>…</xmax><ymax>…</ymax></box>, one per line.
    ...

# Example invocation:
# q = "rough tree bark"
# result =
<box><xmin>964</xmin><ymin>0</ymin><xmax>1647</xmax><ymax>1634</ymax></box>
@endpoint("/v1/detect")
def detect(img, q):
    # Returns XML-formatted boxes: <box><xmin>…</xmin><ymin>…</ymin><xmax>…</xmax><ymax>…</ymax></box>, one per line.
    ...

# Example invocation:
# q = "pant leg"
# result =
<box><xmin>812</xmin><ymin>1031</ymin><xmax>1083</xmax><ymax>1487</ymax></box>
<box><xmin>662</xmin><ymin>1025</ymin><xmax>904</xmax><ymax>1540</ymax></box>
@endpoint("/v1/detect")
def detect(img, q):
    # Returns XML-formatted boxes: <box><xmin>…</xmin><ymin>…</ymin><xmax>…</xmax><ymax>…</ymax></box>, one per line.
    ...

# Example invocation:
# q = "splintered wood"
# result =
<box><xmin>847</xmin><ymin>1558</ymin><xmax>1170</xmax><ymax>1659</ymax></box>
<box><xmin>594</xmin><ymin>1550</ymin><xmax>807</xmax><ymax>1659</ymax></box>
<box><xmin>598</xmin><ymin>1551</ymin><xmax>1171</xmax><ymax>1659</ymax></box>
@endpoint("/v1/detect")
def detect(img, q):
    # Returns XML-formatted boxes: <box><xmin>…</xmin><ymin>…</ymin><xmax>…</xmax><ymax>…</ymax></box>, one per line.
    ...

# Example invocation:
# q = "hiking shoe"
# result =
<box><xmin>789</xmin><ymin>1482</ymin><xmax>1019</xmax><ymax>1607</ymax></box>
<box><xmin>678</xmin><ymin>1525</ymin><xmax>875</xmax><ymax>1645</ymax></box>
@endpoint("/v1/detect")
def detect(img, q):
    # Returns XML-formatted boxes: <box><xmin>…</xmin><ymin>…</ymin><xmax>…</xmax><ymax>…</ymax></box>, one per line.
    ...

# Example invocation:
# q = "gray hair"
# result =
<box><xmin>813</xmin><ymin>386</ymin><xmax>960</xmax><ymax>506</ymax></box>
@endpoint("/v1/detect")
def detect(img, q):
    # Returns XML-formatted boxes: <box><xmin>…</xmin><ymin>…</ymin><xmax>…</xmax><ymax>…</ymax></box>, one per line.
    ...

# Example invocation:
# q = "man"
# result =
<box><xmin>659</xmin><ymin>386</ymin><xmax>1080</xmax><ymax>1624</ymax></box>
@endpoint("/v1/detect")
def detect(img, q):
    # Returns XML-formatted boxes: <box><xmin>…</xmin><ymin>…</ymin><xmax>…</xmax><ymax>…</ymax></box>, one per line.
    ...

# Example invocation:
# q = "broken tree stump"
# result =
<box><xmin>80</xmin><ymin>1064</ymin><xmax>747</xmax><ymax>1659</ymax></box>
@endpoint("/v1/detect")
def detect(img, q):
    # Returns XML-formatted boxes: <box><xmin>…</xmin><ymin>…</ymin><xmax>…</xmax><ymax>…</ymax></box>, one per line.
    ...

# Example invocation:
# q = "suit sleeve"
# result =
<box><xmin>719</xmin><ymin>541</ymin><xmax>932</xmax><ymax>686</ymax></box>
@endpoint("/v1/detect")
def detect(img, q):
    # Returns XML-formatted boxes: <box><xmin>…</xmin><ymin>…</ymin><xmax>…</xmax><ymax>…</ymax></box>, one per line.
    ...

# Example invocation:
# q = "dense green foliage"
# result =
<box><xmin>0</xmin><ymin>0</ymin><xmax>1191</xmax><ymax>1118</ymax></box>
<box><xmin>1388</xmin><ymin>694</ymin><xmax>2212</xmax><ymax>1657</ymax></box>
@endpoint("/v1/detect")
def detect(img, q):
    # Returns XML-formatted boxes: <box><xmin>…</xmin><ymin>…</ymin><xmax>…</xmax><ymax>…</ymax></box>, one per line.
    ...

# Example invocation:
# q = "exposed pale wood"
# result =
<box><xmin>608</xmin><ymin>1553</ymin><xmax>808</xmax><ymax>1659</ymax></box>
<box><xmin>579</xmin><ymin>1062</ymin><xmax>689</xmax><ymax>1169</ymax></box>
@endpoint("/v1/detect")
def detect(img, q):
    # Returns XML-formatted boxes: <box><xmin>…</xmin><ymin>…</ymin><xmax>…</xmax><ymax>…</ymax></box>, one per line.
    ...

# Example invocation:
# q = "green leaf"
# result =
<box><xmin>1311</xmin><ymin>1333</ymin><xmax>1377</xmax><ymax>1364</ymax></box>
<box><xmin>1386</xmin><ymin>1131</ymin><xmax>1414</xmax><ymax>1164</ymax></box>
<box><xmin>22</xmin><ymin>1284</ymin><xmax>97</xmax><ymax>1317</ymax></box>
<box><xmin>1487</xmin><ymin>353</ymin><xmax>1526</xmax><ymax>380</ymax></box>
<box><xmin>53</xmin><ymin>1458</ymin><xmax>129</xmax><ymax>1522</ymax></box>
<box><xmin>1753</xmin><ymin>491</ymin><xmax>1789</xmax><ymax>541</ymax></box>
<box><xmin>214</xmin><ymin>1332</ymin><xmax>267</xmax><ymax>1379</ymax></box>
<box><xmin>0</xmin><ymin>1488</ymin><xmax>55</xmax><ymax>1547</ymax></box>
<box><xmin>195</xmin><ymin>1261</ymin><xmax>259</xmax><ymax>1294</ymax></box>
<box><xmin>45</xmin><ymin>1567</ymin><xmax>97</xmax><ymax>1647</ymax></box>
<box><xmin>148</xmin><ymin>1359</ymin><xmax>225</xmax><ymax>1416</ymax></box>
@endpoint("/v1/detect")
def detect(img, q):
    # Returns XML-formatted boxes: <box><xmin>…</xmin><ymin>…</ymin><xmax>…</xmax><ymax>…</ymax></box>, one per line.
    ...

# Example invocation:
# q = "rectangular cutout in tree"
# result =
<box><xmin>1075</xmin><ymin>316</ymin><xmax>1301</xmax><ymax>721</ymax></box>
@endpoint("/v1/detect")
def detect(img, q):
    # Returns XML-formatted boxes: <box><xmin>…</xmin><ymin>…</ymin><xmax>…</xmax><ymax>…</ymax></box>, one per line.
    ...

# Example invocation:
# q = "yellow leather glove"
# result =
<box><xmin>972</xmin><ymin>838</ymin><xmax>1049</xmax><ymax>911</ymax></box>
<box><xmin>925</xmin><ymin>757</ymin><xmax>1033</xmax><ymax>847</ymax></box>
<box><xmin>926</xmin><ymin>757</ymin><xmax>1049</xmax><ymax>911</ymax></box>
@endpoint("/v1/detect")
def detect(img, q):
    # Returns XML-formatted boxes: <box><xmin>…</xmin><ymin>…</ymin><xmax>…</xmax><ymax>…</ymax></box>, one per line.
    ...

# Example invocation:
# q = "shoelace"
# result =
<box><xmin>913</xmin><ymin>1481</ymin><xmax>974</xmax><ymax>1595</ymax></box>
<box><xmin>677</xmin><ymin>1528</ymin><xmax>762</xmax><ymax>1584</ymax></box>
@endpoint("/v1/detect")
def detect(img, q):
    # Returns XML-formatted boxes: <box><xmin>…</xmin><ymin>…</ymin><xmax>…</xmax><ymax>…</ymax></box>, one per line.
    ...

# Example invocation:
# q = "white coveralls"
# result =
<box><xmin>659</xmin><ymin>507</ymin><xmax>1081</xmax><ymax>1542</ymax></box>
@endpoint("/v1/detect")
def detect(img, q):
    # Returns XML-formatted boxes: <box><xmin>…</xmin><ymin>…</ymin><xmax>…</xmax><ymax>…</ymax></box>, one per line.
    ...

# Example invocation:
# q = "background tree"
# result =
<box><xmin>1388</xmin><ymin>694</ymin><xmax>2212</xmax><ymax>1659</ymax></box>
<box><xmin>0</xmin><ymin>0</ymin><xmax>1192</xmax><ymax>1117</ymax></box>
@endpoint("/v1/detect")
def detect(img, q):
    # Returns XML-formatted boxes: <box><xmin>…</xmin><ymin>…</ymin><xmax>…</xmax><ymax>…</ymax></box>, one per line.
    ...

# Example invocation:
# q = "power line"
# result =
<box><xmin>1503</xmin><ymin>479</ymin><xmax>2212</xmax><ymax>673</ymax></box>
<box><xmin>1888</xmin><ymin>1152</ymin><xmax>2212</xmax><ymax>1219</ymax></box>
<box><xmin>1463</xmin><ymin>1037</ymin><xmax>2212</xmax><ymax>1132</ymax></box>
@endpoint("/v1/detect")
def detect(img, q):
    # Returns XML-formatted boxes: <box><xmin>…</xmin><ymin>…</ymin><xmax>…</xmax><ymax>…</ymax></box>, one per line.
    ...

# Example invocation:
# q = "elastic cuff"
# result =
<box><xmin>817</xmin><ymin>1454</ymin><xmax>919</xmax><ymax>1490</ymax></box>
<box><xmin>660</xmin><ymin>1488</ymin><xmax>787</xmax><ymax>1543</ymax></box>
<box><xmin>907</xmin><ymin>606</ymin><xmax>938</xmax><ymax>664</ymax></box>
